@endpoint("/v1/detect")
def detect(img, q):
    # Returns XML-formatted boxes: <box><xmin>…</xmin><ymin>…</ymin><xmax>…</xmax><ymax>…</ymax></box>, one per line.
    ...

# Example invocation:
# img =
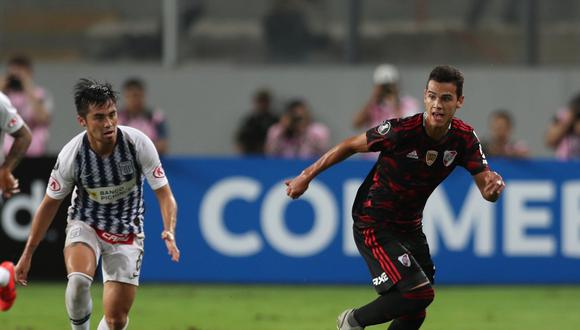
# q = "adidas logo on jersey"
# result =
<box><xmin>406</xmin><ymin>150</ymin><xmax>418</xmax><ymax>159</ymax></box>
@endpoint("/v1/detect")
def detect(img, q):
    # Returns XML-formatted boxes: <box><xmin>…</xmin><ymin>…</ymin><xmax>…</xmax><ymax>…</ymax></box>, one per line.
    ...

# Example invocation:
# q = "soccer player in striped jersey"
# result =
<box><xmin>285</xmin><ymin>65</ymin><xmax>505</xmax><ymax>330</ymax></box>
<box><xmin>14</xmin><ymin>79</ymin><xmax>180</xmax><ymax>330</ymax></box>
<box><xmin>0</xmin><ymin>90</ymin><xmax>32</xmax><ymax>312</ymax></box>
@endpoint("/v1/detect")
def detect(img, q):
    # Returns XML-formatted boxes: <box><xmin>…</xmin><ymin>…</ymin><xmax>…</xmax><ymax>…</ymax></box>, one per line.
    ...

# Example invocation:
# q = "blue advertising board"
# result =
<box><xmin>139</xmin><ymin>157</ymin><xmax>580</xmax><ymax>285</ymax></box>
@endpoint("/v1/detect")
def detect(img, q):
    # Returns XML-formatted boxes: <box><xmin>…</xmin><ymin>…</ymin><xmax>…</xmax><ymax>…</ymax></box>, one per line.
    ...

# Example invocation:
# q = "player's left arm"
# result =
<box><xmin>464</xmin><ymin>130</ymin><xmax>505</xmax><ymax>202</ymax></box>
<box><xmin>474</xmin><ymin>170</ymin><xmax>505</xmax><ymax>202</ymax></box>
<box><xmin>133</xmin><ymin>127</ymin><xmax>180</xmax><ymax>262</ymax></box>
<box><xmin>154</xmin><ymin>184</ymin><xmax>180</xmax><ymax>262</ymax></box>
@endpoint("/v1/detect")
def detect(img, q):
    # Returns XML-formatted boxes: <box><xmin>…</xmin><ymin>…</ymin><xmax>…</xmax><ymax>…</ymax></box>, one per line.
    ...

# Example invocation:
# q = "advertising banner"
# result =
<box><xmin>3</xmin><ymin>157</ymin><xmax>579</xmax><ymax>284</ymax></box>
<box><xmin>139</xmin><ymin>158</ymin><xmax>580</xmax><ymax>284</ymax></box>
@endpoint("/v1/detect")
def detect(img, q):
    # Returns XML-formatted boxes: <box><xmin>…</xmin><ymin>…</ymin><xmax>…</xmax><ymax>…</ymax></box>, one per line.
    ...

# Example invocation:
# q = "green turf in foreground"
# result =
<box><xmin>1</xmin><ymin>284</ymin><xmax>579</xmax><ymax>330</ymax></box>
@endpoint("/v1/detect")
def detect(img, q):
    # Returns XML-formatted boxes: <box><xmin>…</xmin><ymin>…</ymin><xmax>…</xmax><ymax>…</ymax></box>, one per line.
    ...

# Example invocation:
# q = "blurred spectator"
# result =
<box><xmin>353</xmin><ymin>64</ymin><xmax>420</xmax><ymax>130</ymax></box>
<box><xmin>265</xmin><ymin>99</ymin><xmax>329</xmax><ymax>158</ymax></box>
<box><xmin>481</xmin><ymin>109</ymin><xmax>529</xmax><ymax>158</ymax></box>
<box><xmin>1</xmin><ymin>55</ymin><xmax>53</xmax><ymax>156</ymax></box>
<box><xmin>545</xmin><ymin>93</ymin><xmax>580</xmax><ymax>160</ymax></box>
<box><xmin>118</xmin><ymin>77</ymin><xmax>169</xmax><ymax>155</ymax></box>
<box><xmin>235</xmin><ymin>88</ymin><xmax>279</xmax><ymax>155</ymax></box>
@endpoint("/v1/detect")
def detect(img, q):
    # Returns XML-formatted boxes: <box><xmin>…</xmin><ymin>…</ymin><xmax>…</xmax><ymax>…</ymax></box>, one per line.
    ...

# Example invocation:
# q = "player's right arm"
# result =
<box><xmin>0</xmin><ymin>93</ymin><xmax>31</xmax><ymax>198</ymax></box>
<box><xmin>15</xmin><ymin>195</ymin><xmax>64</xmax><ymax>285</ymax></box>
<box><xmin>286</xmin><ymin>132</ymin><xmax>368</xmax><ymax>199</ymax></box>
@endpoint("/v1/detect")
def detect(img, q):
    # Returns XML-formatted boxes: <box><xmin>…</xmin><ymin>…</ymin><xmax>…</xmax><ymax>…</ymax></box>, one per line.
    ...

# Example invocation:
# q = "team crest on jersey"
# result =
<box><xmin>7</xmin><ymin>118</ymin><xmax>17</xmax><ymax>128</ymax></box>
<box><xmin>377</xmin><ymin>121</ymin><xmax>391</xmax><ymax>135</ymax></box>
<box><xmin>118</xmin><ymin>161</ymin><xmax>134</xmax><ymax>175</ymax></box>
<box><xmin>153</xmin><ymin>165</ymin><xmax>166</xmax><ymax>178</ymax></box>
<box><xmin>398</xmin><ymin>253</ymin><xmax>411</xmax><ymax>267</ymax></box>
<box><xmin>426</xmin><ymin>150</ymin><xmax>438</xmax><ymax>166</ymax></box>
<box><xmin>443</xmin><ymin>150</ymin><xmax>457</xmax><ymax>167</ymax></box>
<box><xmin>48</xmin><ymin>176</ymin><xmax>61</xmax><ymax>192</ymax></box>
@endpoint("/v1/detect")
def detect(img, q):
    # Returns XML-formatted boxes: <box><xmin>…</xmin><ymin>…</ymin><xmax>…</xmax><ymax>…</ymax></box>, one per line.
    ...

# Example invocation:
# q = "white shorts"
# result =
<box><xmin>64</xmin><ymin>220</ymin><xmax>145</xmax><ymax>286</ymax></box>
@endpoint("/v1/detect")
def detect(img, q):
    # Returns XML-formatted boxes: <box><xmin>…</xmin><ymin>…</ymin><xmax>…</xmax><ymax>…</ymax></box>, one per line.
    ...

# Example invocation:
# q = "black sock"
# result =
<box><xmin>387</xmin><ymin>310</ymin><xmax>426</xmax><ymax>330</ymax></box>
<box><xmin>353</xmin><ymin>285</ymin><xmax>434</xmax><ymax>326</ymax></box>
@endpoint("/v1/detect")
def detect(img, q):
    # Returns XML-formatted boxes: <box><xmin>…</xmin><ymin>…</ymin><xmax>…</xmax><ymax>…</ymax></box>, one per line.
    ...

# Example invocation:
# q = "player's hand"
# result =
<box><xmin>0</xmin><ymin>167</ymin><xmax>20</xmax><ymax>199</ymax></box>
<box><xmin>483</xmin><ymin>171</ymin><xmax>505</xmax><ymax>200</ymax></box>
<box><xmin>164</xmin><ymin>238</ymin><xmax>180</xmax><ymax>262</ymax></box>
<box><xmin>285</xmin><ymin>173</ymin><xmax>310</xmax><ymax>199</ymax></box>
<box><xmin>14</xmin><ymin>257</ymin><xmax>31</xmax><ymax>286</ymax></box>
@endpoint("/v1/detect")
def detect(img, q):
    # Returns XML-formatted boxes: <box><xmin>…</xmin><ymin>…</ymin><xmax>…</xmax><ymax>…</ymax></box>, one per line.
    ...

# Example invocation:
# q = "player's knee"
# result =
<box><xmin>402</xmin><ymin>284</ymin><xmax>435</xmax><ymax>309</ymax></box>
<box><xmin>66</xmin><ymin>272</ymin><xmax>92</xmax><ymax>304</ymax></box>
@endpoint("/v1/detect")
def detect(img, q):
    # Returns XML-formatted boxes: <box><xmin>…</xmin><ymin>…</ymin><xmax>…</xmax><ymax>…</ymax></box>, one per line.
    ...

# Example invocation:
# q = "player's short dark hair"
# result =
<box><xmin>123</xmin><ymin>77</ymin><xmax>146</xmax><ymax>91</ymax></box>
<box><xmin>7</xmin><ymin>54</ymin><xmax>32</xmax><ymax>69</ymax></box>
<box><xmin>491</xmin><ymin>109</ymin><xmax>513</xmax><ymax>125</ymax></box>
<box><xmin>74</xmin><ymin>78</ymin><xmax>118</xmax><ymax>117</ymax></box>
<box><xmin>427</xmin><ymin>65</ymin><xmax>464</xmax><ymax>97</ymax></box>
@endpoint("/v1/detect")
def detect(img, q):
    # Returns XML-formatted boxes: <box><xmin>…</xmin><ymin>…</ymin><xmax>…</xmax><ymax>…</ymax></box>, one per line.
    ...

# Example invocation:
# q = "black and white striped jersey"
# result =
<box><xmin>47</xmin><ymin>125</ymin><xmax>168</xmax><ymax>234</ymax></box>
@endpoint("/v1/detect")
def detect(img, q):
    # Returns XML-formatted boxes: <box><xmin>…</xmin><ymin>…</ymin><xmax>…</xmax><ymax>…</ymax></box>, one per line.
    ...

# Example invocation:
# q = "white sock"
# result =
<box><xmin>65</xmin><ymin>272</ymin><xmax>93</xmax><ymax>330</ymax></box>
<box><xmin>97</xmin><ymin>316</ymin><xmax>129</xmax><ymax>330</ymax></box>
<box><xmin>97</xmin><ymin>317</ymin><xmax>109</xmax><ymax>330</ymax></box>
<box><xmin>0</xmin><ymin>267</ymin><xmax>9</xmax><ymax>287</ymax></box>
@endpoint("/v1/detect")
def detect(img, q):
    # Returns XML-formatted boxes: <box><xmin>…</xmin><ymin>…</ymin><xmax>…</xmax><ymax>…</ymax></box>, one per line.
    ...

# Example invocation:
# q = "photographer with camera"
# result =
<box><xmin>545</xmin><ymin>92</ymin><xmax>580</xmax><ymax>159</ymax></box>
<box><xmin>353</xmin><ymin>64</ymin><xmax>420</xmax><ymax>130</ymax></box>
<box><xmin>1</xmin><ymin>55</ymin><xmax>52</xmax><ymax>156</ymax></box>
<box><xmin>265</xmin><ymin>99</ymin><xmax>329</xmax><ymax>158</ymax></box>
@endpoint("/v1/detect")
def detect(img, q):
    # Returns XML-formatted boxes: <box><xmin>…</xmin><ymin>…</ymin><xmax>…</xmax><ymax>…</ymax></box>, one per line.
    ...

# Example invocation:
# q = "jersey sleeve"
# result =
<box><xmin>366</xmin><ymin>119</ymin><xmax>398</xmax><ymax>152</ymax></box>
<box><xmin>46</xmin><ymin>139</ymin><xmax>79</xmax><ymax>199</ymax></box>
<box><xmin>460</xmin><ymin>130</ymin><xmax>489</xmax><ymax>175</ymax></box>
<box><xmin>0</xmin><ymin>93</ymin><xmax>24</xmax><ymax>134</ymax></box>
<box><xmin>133</xmin><ymin>129</ymin><xmax>169</xmax><ymax>190</ymax></box>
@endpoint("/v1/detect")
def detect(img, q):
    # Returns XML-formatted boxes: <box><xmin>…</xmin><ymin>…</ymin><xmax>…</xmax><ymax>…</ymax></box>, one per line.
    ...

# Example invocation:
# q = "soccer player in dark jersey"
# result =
<box><xmin>285</xmin><ymin>65</ymin><xmax>505</xmax><ymax>330</ymax></box>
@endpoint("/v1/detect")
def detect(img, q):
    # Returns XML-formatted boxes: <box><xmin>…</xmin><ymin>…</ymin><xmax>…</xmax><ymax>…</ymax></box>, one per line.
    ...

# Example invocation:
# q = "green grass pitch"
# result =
<box><xmin>1</xmin><ymin>284</ymin><xmax>580</xmax><ymax>329</ymax></box>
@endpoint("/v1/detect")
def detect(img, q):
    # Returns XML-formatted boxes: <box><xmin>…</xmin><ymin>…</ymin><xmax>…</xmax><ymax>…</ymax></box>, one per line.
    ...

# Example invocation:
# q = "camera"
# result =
<box><xmin>5</xmin><ymin>75</ymin><xmax>23</xmax><ymax>91</ymax></box>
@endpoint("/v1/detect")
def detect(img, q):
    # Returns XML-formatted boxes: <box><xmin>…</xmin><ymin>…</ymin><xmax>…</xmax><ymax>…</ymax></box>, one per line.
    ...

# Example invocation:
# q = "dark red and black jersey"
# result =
<box><xmin>352</xmin><ymin>112</ymin><xmax>489</xmax><ymax>231</ymax></box>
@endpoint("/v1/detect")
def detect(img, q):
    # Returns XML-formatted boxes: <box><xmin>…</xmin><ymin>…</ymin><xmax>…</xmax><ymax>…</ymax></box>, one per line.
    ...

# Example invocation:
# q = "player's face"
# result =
<box><xmin>423</xmin><ymin>80</ymin><xmax>464</xmax><ymax>129</ymax></box>
<box><xmin>78</xmin><ymin>101</ymin><xmax>118</xmax><ymax>146</ymax></box>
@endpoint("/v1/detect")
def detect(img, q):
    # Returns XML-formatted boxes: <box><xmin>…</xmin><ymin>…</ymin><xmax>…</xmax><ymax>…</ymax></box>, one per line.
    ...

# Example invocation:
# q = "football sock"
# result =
<box><xmin>97</xmin><ymin>317</ymin><xmax>109</xmax><ymax>330</ymax></box>
<box><xmin>97</xmin><ymin>316</ymin><xmax>129</xmax><ymax>330</ymax></box>
<box><xmin>387</xmin><ymin>310</ymin><xmax>426</xmax><ymax>330</ymax></box>
<box><xmin>0</xmin><ymin>267</ymin><xmax>9</xmax><ymax>287</ymax></box>
<box><xmin>353</xmin><ymin>285</ymin><xmax>434</xmax><ymax>326</ymax></box>
<box><xmin>65</xmin><ymin>272</ymin><xmax>93</xmax><ymax>330</ymax></box>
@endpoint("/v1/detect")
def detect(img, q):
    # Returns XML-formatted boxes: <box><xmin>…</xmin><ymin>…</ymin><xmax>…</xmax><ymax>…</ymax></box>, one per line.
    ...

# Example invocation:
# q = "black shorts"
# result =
<box><xmin>353</xmin><ymin>224</ymin><xmax>435</xmax><ymax>293</ymax></box>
